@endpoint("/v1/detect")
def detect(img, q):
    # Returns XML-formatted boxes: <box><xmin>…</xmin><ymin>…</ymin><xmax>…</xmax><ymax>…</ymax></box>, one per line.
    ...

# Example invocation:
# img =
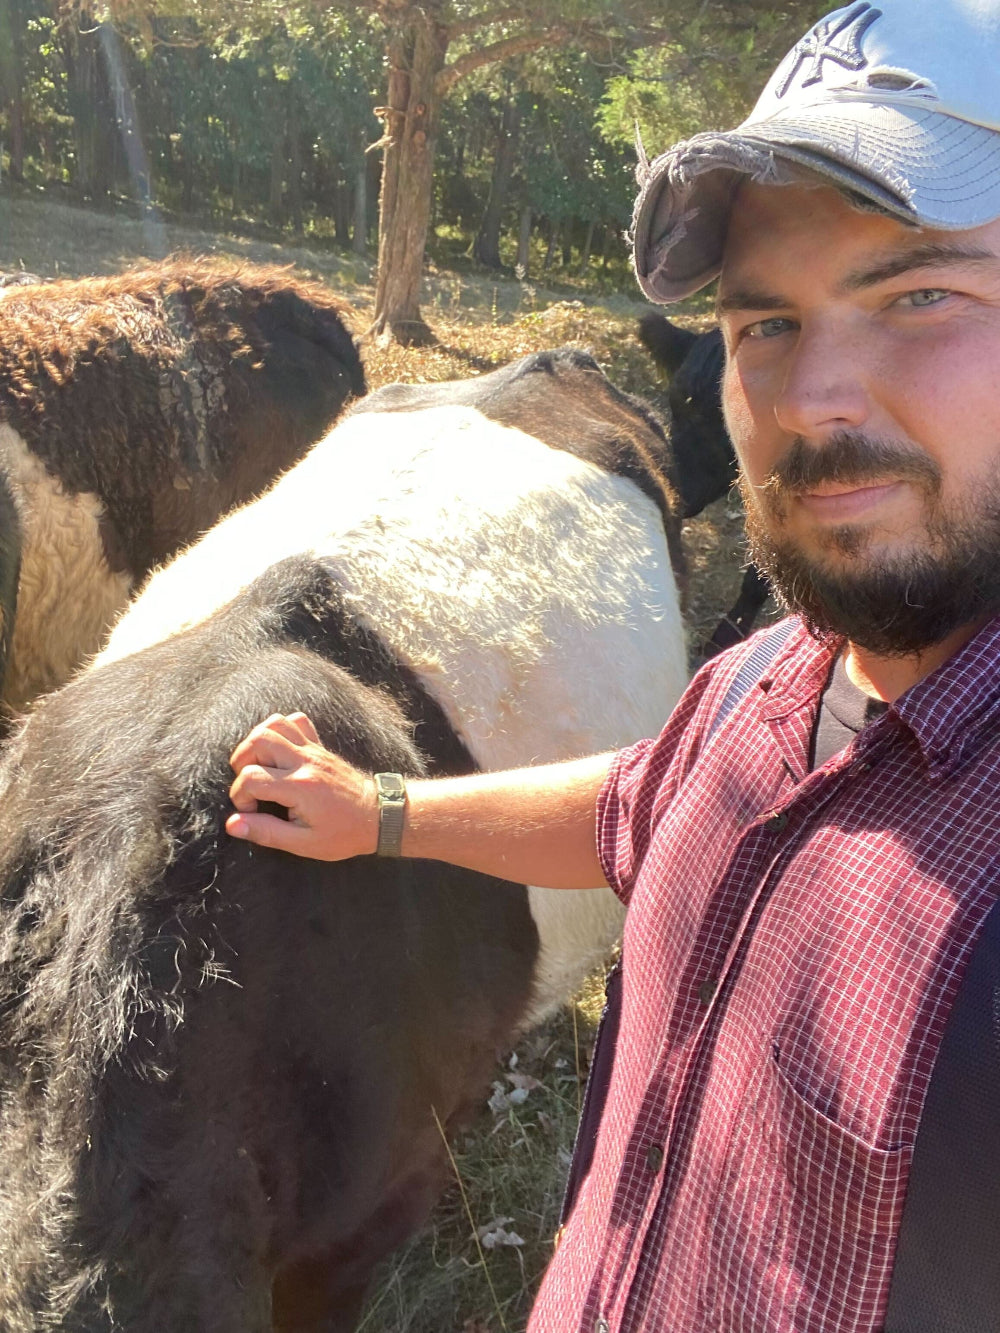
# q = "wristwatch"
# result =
<box><xmin>373</xmin><ymin>772</ymin><xmax>407</xmax><ymax>857</ymax></box>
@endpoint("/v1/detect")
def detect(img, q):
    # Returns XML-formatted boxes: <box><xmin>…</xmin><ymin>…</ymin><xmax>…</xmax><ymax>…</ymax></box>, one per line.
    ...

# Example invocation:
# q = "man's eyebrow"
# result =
<box><xmin>715</xmin><ymin>243</ymin><xmax>997</xmax><ymax>317</ymax></box>
<box><xmin>843</xmin><ymin>242</ymin><xmax>996</xmax><ymax>290</ymax></box>
<box><xmin>715</xmin><ymin>289</ymin><xmax>788</xmax><ymax>317</ymax></box>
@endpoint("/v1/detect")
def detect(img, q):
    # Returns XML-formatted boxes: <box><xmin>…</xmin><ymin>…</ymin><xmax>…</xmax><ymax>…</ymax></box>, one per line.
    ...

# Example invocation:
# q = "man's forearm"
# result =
<box><xmin>401</xmin><ymin>753</ymin><xmax>613</xmax><ymax>888</ymax></box>
<box><xmin>227</xmin><ymin>711</ymin><xmax>613</xmax><ymax>888</ymax></box>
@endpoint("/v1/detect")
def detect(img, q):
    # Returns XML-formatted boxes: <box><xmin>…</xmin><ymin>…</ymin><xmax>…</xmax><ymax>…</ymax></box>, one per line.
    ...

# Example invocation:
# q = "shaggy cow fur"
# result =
<box><xmin>0</xmin><ymin>557</ymin><xmax>536</xmax><ymax>1332</ymax></box>
<box><xmin>0</xmin><ymin>351</ymin><xmax>689</xmax><ymax>1329</ymax></box>
<box><xmin>0</xmin><ymin>256</ymin><xmax>365</xmax><ymax>712</ymax></box>
<box><xmin>97</xmin><ymin>352</ymin><xmax>689</xmax><ymax>1019</ymax></box>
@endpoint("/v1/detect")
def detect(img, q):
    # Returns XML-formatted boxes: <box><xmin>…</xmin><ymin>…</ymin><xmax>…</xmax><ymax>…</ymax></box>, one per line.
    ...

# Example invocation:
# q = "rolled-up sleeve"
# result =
<box><xmin>595</xmin><ymin>662</ymin><xmax>726</xmax><ymax>905</ymax></box>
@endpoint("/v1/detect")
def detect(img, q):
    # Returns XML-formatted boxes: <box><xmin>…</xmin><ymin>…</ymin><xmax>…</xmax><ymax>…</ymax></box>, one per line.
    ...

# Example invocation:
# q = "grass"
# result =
<box><xmin>0</xmin><ymin>184</ymin><xmax>772</xmax><ymax>1330</ymax></box>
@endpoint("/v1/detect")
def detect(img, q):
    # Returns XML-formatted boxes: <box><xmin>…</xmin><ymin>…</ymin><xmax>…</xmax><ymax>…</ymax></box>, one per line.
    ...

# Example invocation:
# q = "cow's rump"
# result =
<box><xmin>0</xmin><ymin>556</ymin><xmax>535</xmax><ymax>1332</ymax></box>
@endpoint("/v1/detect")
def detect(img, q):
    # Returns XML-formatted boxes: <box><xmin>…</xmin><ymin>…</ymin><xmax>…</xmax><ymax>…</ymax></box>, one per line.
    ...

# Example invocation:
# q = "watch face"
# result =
<box><xmin>376</xmin><ymin>772</ymin><xmax>405</xmax><ymax>801</ymax></box>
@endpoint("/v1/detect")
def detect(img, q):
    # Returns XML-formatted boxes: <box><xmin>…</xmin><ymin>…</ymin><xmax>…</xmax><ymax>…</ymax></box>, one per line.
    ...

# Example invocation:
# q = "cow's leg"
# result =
<box><xmin>271</xmin><ymin>1165</ymin><xmax>448</xmax><ymax>1333</ymax></box>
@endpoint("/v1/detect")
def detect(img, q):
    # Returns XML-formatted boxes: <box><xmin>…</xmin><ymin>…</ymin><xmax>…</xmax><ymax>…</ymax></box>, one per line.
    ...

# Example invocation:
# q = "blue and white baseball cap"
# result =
<box><xmin>632</xmin><ymin>0</ymin><xmax>1000</xmax><ymax>302</ymax></box>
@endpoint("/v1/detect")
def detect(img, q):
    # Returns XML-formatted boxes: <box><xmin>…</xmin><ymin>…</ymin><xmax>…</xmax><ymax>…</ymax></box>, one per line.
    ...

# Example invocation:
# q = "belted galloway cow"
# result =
<box><xmin>0</xmin><ymin>348</ymin><xmax>687</xmax><ymax>1332</ymax></box>
<box><xmin>0</xmin><ymin>257</ymin><xmax>364</xmax><ymax>717</ymax></box>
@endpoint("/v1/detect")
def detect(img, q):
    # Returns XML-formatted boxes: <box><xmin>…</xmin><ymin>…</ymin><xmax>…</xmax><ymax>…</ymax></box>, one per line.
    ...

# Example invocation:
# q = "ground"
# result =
<box><xmin>0</xmin><ymin>186</ymin><xmax>775</xmax><ymax>1332</ymax></box>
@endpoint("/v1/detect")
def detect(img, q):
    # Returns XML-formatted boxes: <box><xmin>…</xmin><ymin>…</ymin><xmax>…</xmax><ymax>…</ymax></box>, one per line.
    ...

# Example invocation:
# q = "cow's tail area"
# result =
<box><xmin>0</xmin><ymin>556</ymin><xmax>422</xmax><ymax>1331</ymax></box>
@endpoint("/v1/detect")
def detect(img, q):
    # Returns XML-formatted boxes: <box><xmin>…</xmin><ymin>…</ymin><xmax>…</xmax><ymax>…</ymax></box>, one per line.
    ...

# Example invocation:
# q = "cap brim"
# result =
<box><xmin>632</xmin><ymin>100</ymin><xmax>1000</xmax><ymax>304</ymax></box>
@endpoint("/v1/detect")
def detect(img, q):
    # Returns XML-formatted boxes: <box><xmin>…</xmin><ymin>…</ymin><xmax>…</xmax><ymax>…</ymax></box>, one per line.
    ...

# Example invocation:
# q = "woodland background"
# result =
<box><xmin>0</xmin><ymin>0</ymin><xmax>815</xmax><ymax>336</ymax></box>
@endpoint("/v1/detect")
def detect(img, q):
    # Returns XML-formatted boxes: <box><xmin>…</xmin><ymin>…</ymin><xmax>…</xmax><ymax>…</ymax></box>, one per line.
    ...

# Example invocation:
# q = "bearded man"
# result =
<box><xmin>226</xmin><ymin>1</ymin><xmax>1000</xmax><ymax>1328</ymax></box>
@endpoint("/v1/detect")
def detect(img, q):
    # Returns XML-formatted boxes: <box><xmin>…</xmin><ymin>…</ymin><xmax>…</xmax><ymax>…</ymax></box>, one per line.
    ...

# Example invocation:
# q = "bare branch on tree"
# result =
<box><xmin>436</xmin><ymin>27</ymin><xmax>573</xmax><ymax>96</ymax></box>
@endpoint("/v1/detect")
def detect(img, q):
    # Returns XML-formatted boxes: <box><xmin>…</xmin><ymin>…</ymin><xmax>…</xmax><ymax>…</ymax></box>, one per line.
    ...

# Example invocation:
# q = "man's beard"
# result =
<box><xmin>740</xmin><ymin>432</ymin><xmax>1000</xmax><ymax>657</ymax></box>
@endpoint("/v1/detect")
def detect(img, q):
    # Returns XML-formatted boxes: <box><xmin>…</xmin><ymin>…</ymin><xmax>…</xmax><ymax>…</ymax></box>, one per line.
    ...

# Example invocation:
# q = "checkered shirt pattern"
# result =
<box><xmin>529</xmin><ymin>615</ymin><xmax>1000</xmax><ymax>1333</ymax></box>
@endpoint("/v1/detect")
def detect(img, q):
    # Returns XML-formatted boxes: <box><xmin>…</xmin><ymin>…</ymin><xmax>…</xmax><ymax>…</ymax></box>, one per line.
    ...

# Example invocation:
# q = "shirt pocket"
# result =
<box><xmin>764</xmin><ymin>1043</ymin><xmax>912</xmax><ymax>1237</ymax></box>
<box><xmin>702</xmin><ymin>1048</ymin><xmax>912</xmax><ymax>1331</ymax></box>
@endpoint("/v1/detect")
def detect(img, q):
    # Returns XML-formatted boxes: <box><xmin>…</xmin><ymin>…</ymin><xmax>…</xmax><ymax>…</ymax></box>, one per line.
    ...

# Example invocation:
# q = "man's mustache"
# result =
<box><xmin>756</xmin><ymin>433</ymin><xmax>941</xmax><ymax>498</ymax></box>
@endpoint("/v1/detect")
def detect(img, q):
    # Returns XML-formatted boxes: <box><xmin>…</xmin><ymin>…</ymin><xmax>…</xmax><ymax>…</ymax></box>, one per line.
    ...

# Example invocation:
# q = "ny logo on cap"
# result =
<box><xmin>775</xmin><ymin>2</ymin><xmax>882</xmax><ymax>99</ymax></box>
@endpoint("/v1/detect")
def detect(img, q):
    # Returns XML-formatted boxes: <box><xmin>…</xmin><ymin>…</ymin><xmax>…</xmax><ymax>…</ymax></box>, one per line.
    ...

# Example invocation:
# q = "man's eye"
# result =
<box><xmin>745</xmin><ymin>316</ymin><xmax>794</xmax><ymax>339</ymax></box>
<box><xmin>902</xmin><ymin>288</ymin><xmax>950</xmax><ymax>307</ymax></box>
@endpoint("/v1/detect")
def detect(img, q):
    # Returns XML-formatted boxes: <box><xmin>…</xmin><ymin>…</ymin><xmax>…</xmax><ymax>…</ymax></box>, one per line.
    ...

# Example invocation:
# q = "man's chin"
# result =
<box><xmin>764</xmin><ymin>562</ymin><xmax>1000</xmax><ymax>656</ymax></box>
<box><xmin>746</xmin><ymin>525</ymin><xmax>1000</xmax><ymax>656</ymax></box>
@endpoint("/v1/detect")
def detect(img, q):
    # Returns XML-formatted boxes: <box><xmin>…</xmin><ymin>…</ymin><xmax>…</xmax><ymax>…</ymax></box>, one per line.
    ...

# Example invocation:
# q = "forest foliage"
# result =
<box><xmin>0</xmin><ymin>1</ymin><xmax>817</xmax><ymax>325</ymax></box>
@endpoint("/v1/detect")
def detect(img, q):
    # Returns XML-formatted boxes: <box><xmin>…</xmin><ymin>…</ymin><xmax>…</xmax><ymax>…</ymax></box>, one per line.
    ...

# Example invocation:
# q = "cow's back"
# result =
<box><xmin>100</xmin><ymin>403</ymin><xmax>687</xmax><ymax>1016</ymax></box>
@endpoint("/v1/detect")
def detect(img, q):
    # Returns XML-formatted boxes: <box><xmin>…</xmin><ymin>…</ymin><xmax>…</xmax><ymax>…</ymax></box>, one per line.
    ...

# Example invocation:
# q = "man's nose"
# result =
<box><xmin>773</xmin><ymin>323</ymin><xmax>872</xmax><ymax>440</ymax></box>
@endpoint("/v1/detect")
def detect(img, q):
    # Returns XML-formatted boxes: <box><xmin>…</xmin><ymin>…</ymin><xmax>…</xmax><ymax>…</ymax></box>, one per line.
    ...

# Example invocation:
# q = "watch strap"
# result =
<box><xmin>374</xmin><ymin>772</ymin><xmax>406</xmax><ymax>857</ymax></box>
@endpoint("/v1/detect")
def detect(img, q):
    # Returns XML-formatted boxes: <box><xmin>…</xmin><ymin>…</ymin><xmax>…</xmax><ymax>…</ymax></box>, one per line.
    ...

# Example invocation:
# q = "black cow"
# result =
<box><xmin>639</xmin><ymin>310</ymin><xmax>773</xmax><ymax>654</ymax></box>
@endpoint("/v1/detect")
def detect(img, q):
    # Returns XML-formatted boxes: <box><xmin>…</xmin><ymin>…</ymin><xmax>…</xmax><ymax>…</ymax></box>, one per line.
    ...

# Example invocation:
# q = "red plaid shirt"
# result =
<box><xmin>529</xmin><ymin>616</ymin><xmax>1000</xmax><ymax>1333</ymax></box>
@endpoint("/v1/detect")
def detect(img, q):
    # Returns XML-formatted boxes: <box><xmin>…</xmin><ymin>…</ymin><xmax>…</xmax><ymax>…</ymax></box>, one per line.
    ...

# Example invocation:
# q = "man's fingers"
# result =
<box><xmin>225</xmin><ymin>809</ymin><xmax>319</xmax><ymax>854</ymax></box>
<box><xmin>229</xmin><ymin>765</ymin><xmax>301</xmax><ymax>814</ymax></box>
<box><xmin>230</xmin><ymin>726</ymin><xmax>302</xmax><ymax>774</ymax></box>
<box><xmin>259</xmin><ymin>712</ymin><xmax>320</xmax><ymax>746</ymax></box>
<box><xmin>286</xmin><ymin>712</ymin><xmax>321</xmax><ymax>744</ymax></box>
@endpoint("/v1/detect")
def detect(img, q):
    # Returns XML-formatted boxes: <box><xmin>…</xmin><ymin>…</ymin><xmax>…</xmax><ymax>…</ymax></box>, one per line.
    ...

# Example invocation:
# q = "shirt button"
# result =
<box><xmin>645</xmin><ymin>1142</ymin><xmax>664</xmax><ymax>1173</ymax></box>
<box><xmin>764</xmin><ymin>811</ymin><xmax>789</xmax><ymax>832</ymax></box>
<box><xmin>697</xmin><ymin>978</ymin><xmax>718</xmax><ymax>1005</ymax></box>
<box><xmin>595</xmin><ymin>1320</ymin><xmax>611</xmax><ymax>1333</ymax></box>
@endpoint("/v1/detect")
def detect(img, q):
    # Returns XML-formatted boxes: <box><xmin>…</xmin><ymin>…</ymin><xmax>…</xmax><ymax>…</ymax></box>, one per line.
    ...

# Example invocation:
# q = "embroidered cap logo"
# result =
<box><xmin>774</xmin><ymin>1</ymin><xmax>882</xmax><ymax>99</ymax></box>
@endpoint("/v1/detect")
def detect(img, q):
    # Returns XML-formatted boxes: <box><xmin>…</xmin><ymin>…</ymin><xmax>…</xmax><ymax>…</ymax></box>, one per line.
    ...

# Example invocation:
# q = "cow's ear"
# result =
<box><xmin>637</xmin><ymin>312</ymin><xmax>699</xmax><ymax>378</ymax></box>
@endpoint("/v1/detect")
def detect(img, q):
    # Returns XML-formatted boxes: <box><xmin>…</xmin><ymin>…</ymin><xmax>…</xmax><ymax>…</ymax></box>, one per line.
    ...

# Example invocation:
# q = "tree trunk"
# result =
<box><xmin>333</xmin><ymin>178</ymin><xmax>351</xmax><ymax>246</ymax></box>
<box><xmin>370</xmin><ymin>14</ymin><xmax>449</xmax><ymax>345</ymax></box>
<box><xmin>268</xmin><ymin>97</ymin><xmax>286</xmax><ymax>227</ymax></box>
<box><xmin>516</xmin><ymin>206</ymin><xmax>532</xmax><ymax>277</ymax></box>
<box><xmin>288</xmin><ymin>92</ymin><xmax>303</xmax><ymax>236</ymax></box>
<box><xmin>577</xmin><ymin>218</ymin><xmax>596</xmax><ymax>275</ymax></box>
<box><xmin>1</xmin><ymin>0</ymin><xmax>26</xmax><ymax>183</ymax></box>
<box><xmin>473</xmin><ymin>93</ymin><xmax>520</xmax><ymax>270</ymax></box>
<box><xmin>543</xmin><ymin>219</ymin><xmax>560</xmax><ymax>271</ymax></box>
<box><xmin>58</xmin><ymin>11</ymin><xmax>115</xmax><ymax>201</ymax></box>
<box><xmin>561</xmin><ymin>220</ymin><xmax>573</xmax><ymax>267</ymax></box>
<box><xmin>7</xmin><ymin>89</ymin><xmax>24</xmax><ymax>183</ymax></box>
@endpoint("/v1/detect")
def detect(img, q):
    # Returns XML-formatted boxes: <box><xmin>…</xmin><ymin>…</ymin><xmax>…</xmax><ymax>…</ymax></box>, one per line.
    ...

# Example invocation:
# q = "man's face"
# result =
<box><xmin>718</xmin><ymin>181</ymin><xmax>1000</xmax><ymax>654</ymax></box>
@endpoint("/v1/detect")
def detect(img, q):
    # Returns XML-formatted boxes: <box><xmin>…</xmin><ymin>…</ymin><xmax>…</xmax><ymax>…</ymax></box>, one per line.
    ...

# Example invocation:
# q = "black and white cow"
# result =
<box><xmin>639</xmin><ymin>310</ymin><xmax>773</xmax><ymax>654</ymax></box>
<box><xmin>0</xmin><ymin>257</ymin><xmax>365</xmax><ymax>715</ymax></box>
<box><xmin>0</xmin><ymin>349</ymin><xmax>687</xmax><ymax>1331</ymax></box>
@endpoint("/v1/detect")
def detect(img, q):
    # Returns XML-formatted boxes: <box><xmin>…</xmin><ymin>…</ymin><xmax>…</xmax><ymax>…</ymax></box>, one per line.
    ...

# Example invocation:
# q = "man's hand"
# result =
<box><xmin>228</xmin><ymin>715</ymin><xmax>611</xmax><ymax>886</ymax></box>
<box><xmin>227</xmin><ymin>712</ymin><xmax>378</xmax><ymax>860</ymax></box>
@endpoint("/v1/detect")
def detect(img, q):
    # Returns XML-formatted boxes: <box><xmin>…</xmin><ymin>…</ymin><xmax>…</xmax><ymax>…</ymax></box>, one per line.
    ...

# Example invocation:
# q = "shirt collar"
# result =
<box><xmin>761</xmin><ymin>613</ymin><xmax>1000</xmax><ymax>776</ymax></box>
<box><xmin>893</xmin><ymin>615</ymin><xmax>1000</xmax><ymax>773</ymax></box>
